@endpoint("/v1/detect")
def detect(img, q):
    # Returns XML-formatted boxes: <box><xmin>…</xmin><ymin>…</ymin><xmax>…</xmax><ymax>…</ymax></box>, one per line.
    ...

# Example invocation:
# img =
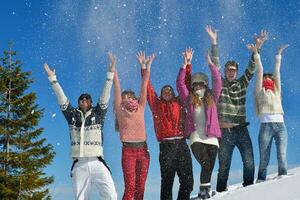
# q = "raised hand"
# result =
<box><xmin>246</xmin><ymin>43</ymin><xmax>258</xmax><ymax>54</ymax></box>
<box><xmin>44</xmin><ymin>63</ymin><xmax>55</xmax><ymax>77</ymax></box>
<box><xmin>136</xmin><ymin>51</ymin><xmax>146</xmax><ymax>68</ymax></box>
<box><xmin>277</xmin><ymin>44</ymin><xmax>289</xmax><ymax>55</ymax></box>
<box><xmin>182</xmin><ymin>47</ymin><xmax>194</xmax><ymax>66</ymax></box>
<box><xmin>206</xmin><ymin>52</ymin><xmax>213</xmax><ymax>66</ymax></box>
<box><xmin>205</xmin><ymin>25</ymin><xmax>217</xmax><ymax>45</ymax></box>
<box><xmin>108</xmin><ymin>52</ymin><xmax>117</xmax><ymax>72</ymax></box>
<box><xmin>145</xmin><ymin>54</ymin><xmax>156</xmax><ymax>71</ymax></box>
<box><xmin>254</xmin><ymin>30</ymin><xmax>268</xmax><ymax>49</ymax></box>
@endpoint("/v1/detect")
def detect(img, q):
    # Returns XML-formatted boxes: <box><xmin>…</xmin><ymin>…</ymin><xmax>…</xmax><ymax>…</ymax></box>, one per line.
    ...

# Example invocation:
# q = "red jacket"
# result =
<box><xmin>142</xmin><ymin>65</ymin><xmax>192</xmax><ymax>141</ymax></box>
<box><xmin>147</xmin><ymin>81</ymin><xmax>184</xmax><ymax>141</ymax></box>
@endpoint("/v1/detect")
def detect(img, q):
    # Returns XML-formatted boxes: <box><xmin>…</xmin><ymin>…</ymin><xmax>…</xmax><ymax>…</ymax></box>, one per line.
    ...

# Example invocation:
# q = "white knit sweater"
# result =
<box><xmin>254</xmin><ymin>54</ymin><xmax>284</xmax><ymax>116</ymax></box>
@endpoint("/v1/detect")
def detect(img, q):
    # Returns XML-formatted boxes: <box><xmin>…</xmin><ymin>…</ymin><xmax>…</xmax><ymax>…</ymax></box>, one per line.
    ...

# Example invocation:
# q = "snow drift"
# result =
<box><xmin>210</xmin><ymin>167</ymin><xmax>300</xmax><ymax>200</ymax></box>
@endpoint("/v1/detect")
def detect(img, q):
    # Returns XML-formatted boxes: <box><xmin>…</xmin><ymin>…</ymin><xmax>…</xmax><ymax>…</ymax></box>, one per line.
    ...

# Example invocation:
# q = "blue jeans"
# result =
<box><xmin>216</xmin><ymin>125</ymin><xmax>254</xmax><ymax>192</ymax></box>
<box><xmin>257</xmin><ymin>122</ymin><xmax>288</xmax><ymax>181</ymax></box>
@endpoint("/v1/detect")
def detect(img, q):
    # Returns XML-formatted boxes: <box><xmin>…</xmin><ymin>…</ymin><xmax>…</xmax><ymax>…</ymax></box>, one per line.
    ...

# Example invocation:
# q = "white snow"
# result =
<box><xmin>208</xmin><ymin>167</ymin><xmax>300</xmax><ymax>200</ymax></box>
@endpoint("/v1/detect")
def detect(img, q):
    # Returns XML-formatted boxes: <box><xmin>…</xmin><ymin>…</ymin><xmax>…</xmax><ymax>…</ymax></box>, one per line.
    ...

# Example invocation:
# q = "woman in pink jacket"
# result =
<box><xmin>114</xmin><ymin>53</ymin><xmax>155</xmax><ymax>200</ymax></box>
<box><xmin>177</xmin><ymin>47</ymin><xmax>222</xmax><ymax>199</ymax></box>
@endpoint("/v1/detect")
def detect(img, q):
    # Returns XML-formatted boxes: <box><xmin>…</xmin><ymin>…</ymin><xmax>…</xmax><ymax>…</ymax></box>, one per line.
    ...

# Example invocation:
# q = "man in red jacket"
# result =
<box><xmin>138</xmin><ymin>51</ymin><xmax>193</xmax><ymax>200</ymax></box>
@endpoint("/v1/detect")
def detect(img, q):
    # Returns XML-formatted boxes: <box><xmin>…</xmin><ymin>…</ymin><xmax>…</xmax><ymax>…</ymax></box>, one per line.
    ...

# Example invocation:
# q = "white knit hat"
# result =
<box><xmin>191</xmin><ymin>72</ymin><xmax>208</xmax><ymax>87</ymax></box>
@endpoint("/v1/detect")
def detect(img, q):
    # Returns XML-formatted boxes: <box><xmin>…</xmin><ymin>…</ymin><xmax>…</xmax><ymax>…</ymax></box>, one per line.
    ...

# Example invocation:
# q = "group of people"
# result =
<box><xmin>44</xmin><ymin>25</ymin><xmax>289</xmax><ymax>200</ymax></box>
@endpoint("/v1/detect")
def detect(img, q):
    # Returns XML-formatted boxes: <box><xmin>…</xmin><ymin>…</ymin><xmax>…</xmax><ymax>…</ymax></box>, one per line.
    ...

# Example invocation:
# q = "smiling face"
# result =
<box><xmin>225</xmin><ymin>60</ymin><xmax>238</xmax><ymax>82</ymax></box>
<box><xmin>225</xmin><ymin>67</ymin><xmax>238</xmax><ymax>82</ymax></box>
<box><xmin>78</xmin><ymin>94</ymin><xmax>92</xmax><ymax>112</ymax></box>
<box><xmin>161</xmin><ymin>87</ymin><xmax>174</xmax><ymax>101</ymax></box>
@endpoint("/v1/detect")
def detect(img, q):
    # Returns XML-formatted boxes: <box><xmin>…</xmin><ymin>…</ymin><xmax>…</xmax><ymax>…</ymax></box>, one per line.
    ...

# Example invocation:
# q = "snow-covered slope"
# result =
<box><xmin>210</xmin><ymin>167</ymin><xmax>300</xmax><ymax>200</ymax></box>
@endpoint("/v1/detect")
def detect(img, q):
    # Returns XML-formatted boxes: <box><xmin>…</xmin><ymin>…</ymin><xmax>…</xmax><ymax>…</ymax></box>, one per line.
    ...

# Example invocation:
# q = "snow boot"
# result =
<box><xmin>198</xmin><ymin>185</ymin><xmax>211</xmax><ymax>199</ymax></box>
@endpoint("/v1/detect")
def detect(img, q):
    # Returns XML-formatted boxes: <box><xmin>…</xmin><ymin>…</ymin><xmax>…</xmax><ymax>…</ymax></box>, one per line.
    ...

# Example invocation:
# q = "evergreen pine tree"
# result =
<box><xmin>0</xmin><ymin>45</ymin><xmax>55</xmax><ymax>199</ymax></box>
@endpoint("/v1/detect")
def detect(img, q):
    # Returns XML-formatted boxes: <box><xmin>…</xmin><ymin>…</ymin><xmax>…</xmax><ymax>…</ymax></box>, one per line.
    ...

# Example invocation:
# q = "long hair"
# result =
<box><xmin>190</xmin><ymin>86</ymin><xmax>214</xmax><ymax>107</ymax></box>
<box><xmin>115</xmin><ymin>116</ymin><xmax>120</xmax><ymax>132</ymax></box>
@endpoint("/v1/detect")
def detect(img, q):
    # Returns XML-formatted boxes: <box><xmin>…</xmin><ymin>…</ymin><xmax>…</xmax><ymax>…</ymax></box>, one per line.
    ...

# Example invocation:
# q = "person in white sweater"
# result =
<box><xmin>44</xmin><ymin>52</ymin><xmax>118</xmax><ymax>200</ymax></box>
<box><xmin>247</xmin><ymin>40</ymin><xmax>289</xmax><ymax>182</ymax></box>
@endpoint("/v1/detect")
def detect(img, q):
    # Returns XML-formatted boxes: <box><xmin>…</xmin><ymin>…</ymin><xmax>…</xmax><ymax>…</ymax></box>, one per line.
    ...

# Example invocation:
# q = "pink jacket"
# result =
<box><xmin>176</xmin><ymin>63</ymin><xmax>222</xmax><ymax>138</ymax></box>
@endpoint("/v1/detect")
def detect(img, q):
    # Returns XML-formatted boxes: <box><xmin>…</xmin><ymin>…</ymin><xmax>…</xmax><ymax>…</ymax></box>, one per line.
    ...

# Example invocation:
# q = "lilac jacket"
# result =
<box><xmin>176</xmin><ymin>63</ymin><xmax>222</xmax><ymax>138</ymax></box>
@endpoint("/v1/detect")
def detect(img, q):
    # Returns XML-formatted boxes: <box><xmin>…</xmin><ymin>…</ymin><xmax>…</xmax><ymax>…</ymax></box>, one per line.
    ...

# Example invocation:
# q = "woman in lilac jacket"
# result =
<box><xmin>177</xmin><ymin>48</ymin><xmax>222</xmax><ymax>199</ymax></box>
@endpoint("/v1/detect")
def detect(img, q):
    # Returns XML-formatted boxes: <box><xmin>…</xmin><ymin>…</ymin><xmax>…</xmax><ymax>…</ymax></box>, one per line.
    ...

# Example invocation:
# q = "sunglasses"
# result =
<box><xmin>192</xmin><ymin>82</ymin><xmax>206</xmax><ymax>88</ymax></box>
<box><xmin>79</xmin><ymin>94</ymin><xmax>91</xmax><ymax>101</ymax></box>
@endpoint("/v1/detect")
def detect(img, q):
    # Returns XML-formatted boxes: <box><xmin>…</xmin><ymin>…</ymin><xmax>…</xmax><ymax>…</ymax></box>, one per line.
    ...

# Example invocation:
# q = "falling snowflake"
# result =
<box><xmin>56</xmin><ymin>142</ymin><xmax>61</xmax><ymax>146</ymax></box>
<box><xmin>52</xmin><ymin>113</ymin><xmax>56</xmax><ymax>118</ymax></box>
<box><xmin>31</xmin><ymin>110</ymin><xmax>35</xmax><ymax>114</ymax></box>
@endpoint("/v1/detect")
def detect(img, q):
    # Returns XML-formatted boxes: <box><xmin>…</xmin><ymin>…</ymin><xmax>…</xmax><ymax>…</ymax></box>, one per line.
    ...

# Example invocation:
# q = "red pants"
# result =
<box><xmin>122</xmin><ymin>145</ymin><xmax>150</xmax><ymax>200</ymax></box>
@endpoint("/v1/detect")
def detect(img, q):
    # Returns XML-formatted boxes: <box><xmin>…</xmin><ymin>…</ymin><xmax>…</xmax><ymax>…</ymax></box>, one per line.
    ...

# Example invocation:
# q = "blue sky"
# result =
<box><xmin>1</xmin><ymin>0</ymin><xmax>300</xmax><ymax>199</ymax></box>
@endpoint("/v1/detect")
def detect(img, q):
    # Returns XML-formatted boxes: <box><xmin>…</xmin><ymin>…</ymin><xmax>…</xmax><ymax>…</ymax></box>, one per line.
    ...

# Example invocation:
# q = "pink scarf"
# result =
<box><xmin>263</xmin><ymin>79</ymin><xmax>274</xmax><ymax>91</ymax></box>
<box><xmin>122</xmin><ymin>99</ymin><xmax>138</xmax><ymax>112</ymax></box>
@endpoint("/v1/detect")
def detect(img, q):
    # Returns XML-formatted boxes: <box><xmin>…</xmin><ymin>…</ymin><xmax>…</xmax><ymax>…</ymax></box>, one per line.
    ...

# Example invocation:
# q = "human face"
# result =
<box><xmin>262</xmin><ymin>76</ymin><xmax>275</xmax><ymax>90</ymax></box>
<box><xmin>225</xmin><ymin>67</ymin><xmax>237</xmax><ymax>82</ymax></box>
<box><xmin>263</xmin><ymin>75</ymin><xmax>273</xmax><ymax>82</ymax></box>
<box><xmin>161</xmin><ymin>87</ymin><xmax>173</xmax><ymax>101</ymax></box>
<box><xmin>78</xmin><ymin>96</ymin><xmax>92</xmax><ymax>112</ymax></box>
<box><xmin>122</xmin><ymin>92</ymin><xmax>136</xmax><ymax>102</ymax></box>
<box><xmin>192</xmin><ymin>83</ymin><xmax>206</xmax><ymax>98</ymax></box>
<box><xmin>192</xmin><ymin>82</ymin><xmax>206</xmax><ymax>91</ymax></box>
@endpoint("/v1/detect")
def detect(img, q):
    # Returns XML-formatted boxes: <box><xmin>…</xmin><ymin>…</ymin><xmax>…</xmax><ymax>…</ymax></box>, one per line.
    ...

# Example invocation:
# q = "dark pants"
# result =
<box><xmin>159</xmin><ymin>139</ymin><xmax>194</xmax><ymax>200</ymax></box>
<box><xmin>191</xmin><ymin>142</ymin><xmax>218</xmax><ymax>185</ymax></box>
<box><xmin>216</xmin><ymin>125</ymin><xmax>255</xmax><ymax>192</ymax></box>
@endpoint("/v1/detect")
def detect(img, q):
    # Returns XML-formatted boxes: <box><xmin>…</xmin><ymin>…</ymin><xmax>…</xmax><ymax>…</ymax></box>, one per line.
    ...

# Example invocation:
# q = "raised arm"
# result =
<box><xmin>98</xmin><ymin>52</ymin><xmax>115</xmax><ymax>110</ymax></box>
<box><xmin>138</xmin><ymin>51</ymin><xmax>158</xmax><ymax>110</ymax></box>
<box><xmin>239</xmin><ymin>31</ymin><xmax>268</xmax><ymax>87</ymax></box>
<box><xmin>254</xmin><ymin>30</ymin><xmax>268</xmax><ymax>51</ymax></box>
<box><xmin>44</xmin><ymin>63</ymin><xmax>68</xmax><ymax>107</ymax></box>
<box><xmin>113</xmin><ymin>64</ymin><xmax>122</xmax><ymax>110</ymax></box>
<box><xmin>247</xmin><ymin>44</ymin><xmax>262</xmax><ymax>94</ymax></box>
<box><xmin>177</xmin><ymin>48</ymin><xmax>193</xmax><ymax>101</ymax></box>
<box><xmin>206</xmin><ymin>53</ymin><xmax>222</xmax><ymax>102</ymax></box>
<box><xmin>182</xmin><ymin>47</ymin><xmax>194</xmax><ymax>91</ymax></box>
<box><xmin>139</xmin><ymin>53</ymin><xmax>155</xmax><ymax>107</ymax></box>
<box><xmin>206</xmin><ymin>25</ymin><xmax>221</xmax><ymax>70</ymax></box>
<box><xmin>274</xmin><ymin>44</ymin><xmax>289</xmax><ymax>92</ymax></box>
